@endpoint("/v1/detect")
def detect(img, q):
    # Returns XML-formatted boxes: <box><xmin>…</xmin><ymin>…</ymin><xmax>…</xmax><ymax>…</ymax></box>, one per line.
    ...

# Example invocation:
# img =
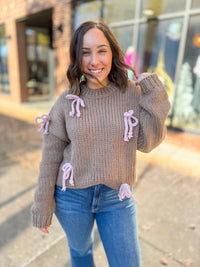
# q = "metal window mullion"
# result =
<box><xmin>157</xmin><ymin>11</ymin><xmax>185</xmax><ymax>20</ymax></box>
<box><xmin>100</xmin><ymin>0</ymin><xmax>104</xmax><ymax>19</ymax></box>
<box><xmin>109</xmin><ymin>19</ymin><xmax>137</xmax><ymax>28</ymax></box>
<box><xmin>188</xmin><ymin>8</ymin><xmax>200</xmax><ymax>14</ymax></box>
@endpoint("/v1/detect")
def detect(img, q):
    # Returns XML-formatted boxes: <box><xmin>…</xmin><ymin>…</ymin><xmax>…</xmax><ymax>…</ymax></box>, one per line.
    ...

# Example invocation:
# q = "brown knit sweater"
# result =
<box><xmin>31</xmin><ymin>74</ymin><xmax>170</xmax><ymax>228</ymax></box>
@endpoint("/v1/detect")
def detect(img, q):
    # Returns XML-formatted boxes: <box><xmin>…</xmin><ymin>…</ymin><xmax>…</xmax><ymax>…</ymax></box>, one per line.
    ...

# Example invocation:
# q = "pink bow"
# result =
<box><xmin>118</xmin><ymin>184</ymin><xmax>137</xmax><ymax>204</ymax></box>
<box><xmin>66</xmin><ymin>94</ymin><xmax>85</xmax><ymax>117</ymax></box>
<box><xmin>61</xmin><ymin>163</ymin><xmax>74</xmax><ymax>191</ymax></box>
<box><xmin>123</xmin><ymin>110</ymin><xmax>138</xmax><ymax>141</ymax></box>
<box><xmin>35</xmin><ymin>114</ymin><xmax>50</xmax><ymax>135</ymax></box>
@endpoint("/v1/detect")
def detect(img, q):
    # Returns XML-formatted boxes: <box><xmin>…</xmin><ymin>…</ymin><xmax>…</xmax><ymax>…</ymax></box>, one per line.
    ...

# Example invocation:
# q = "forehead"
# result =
<box><xmin>82</xmin><ymin>28</ymin><xmax>110</xmax><ymax>48</ymax></box>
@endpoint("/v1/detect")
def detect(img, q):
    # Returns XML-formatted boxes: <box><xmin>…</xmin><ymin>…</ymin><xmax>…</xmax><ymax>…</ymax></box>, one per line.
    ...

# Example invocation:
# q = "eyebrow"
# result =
<box><xmin>82</xmin><ymin>44</ymin><xmax>109</xmax><ymax>50</ymax></box>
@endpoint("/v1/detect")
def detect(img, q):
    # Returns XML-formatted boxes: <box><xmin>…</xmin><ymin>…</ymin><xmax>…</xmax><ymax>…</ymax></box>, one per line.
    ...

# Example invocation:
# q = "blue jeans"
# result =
<box><xmin>54</xmin><ymin>184</ymin><xmax>140</xmax><ymax>267</ymax></box>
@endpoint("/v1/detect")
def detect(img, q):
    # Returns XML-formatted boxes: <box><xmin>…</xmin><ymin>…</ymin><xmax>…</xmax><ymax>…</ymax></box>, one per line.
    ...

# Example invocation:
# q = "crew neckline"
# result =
<box><xmin>80</xmin><ymin>82</ymin><xmax>117</xmax><ymax>98</ymax></box>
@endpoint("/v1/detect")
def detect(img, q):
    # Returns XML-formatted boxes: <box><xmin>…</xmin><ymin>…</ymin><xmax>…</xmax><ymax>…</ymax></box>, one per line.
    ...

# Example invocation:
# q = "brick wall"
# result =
<box><xmin>0</xmin><ymin>0</ymin><xmax>72</xmax><ymax>103</ymax></box>
<box><xmin>53</xmin><ymin>1</ymin><xmax>71</xmax><ymax>97</ymax></box>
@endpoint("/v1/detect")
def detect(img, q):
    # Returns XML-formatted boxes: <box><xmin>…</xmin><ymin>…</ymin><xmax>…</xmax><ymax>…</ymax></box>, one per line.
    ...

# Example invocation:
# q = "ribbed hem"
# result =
<box><xmin>32</xmin><ymin>213</ymin><xmax>53</xmax><ymax>229</ymax></box>
<box><xmin>80</xmin><ymin>82</ymin><xmax>117</xmax><ymax>98</ymax></box>
<box><xmin>138</xmin><ymin>73</ymin><xmax>162</xmax><ymax>94</ymax></box>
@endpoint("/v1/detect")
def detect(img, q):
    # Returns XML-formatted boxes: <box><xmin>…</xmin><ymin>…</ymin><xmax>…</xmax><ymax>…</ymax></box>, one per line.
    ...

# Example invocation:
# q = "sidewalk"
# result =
<box><xmin>0</xmin><ymin>100</ymin><xmax>200</xmax><ymax>267</ymax></box>
<box><xmin>0</xmin><ymin>98</ymin><xmax>55</xmax><ymax>124</ymax></box>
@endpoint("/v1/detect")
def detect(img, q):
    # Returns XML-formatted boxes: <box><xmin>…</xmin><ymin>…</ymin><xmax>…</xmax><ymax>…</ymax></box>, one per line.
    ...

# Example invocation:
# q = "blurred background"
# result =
<box><xmin>0</xmin><ymin>1</ymin><xmax>200</xmax><ymax>267</ymax></box>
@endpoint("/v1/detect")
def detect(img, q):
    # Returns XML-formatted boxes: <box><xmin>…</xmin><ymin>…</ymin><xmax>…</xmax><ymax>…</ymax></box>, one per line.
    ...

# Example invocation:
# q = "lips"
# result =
<box><xmin>89</xmin><ymin>68</ymin><xmax>103</xmax><ymax>75</ymax></box>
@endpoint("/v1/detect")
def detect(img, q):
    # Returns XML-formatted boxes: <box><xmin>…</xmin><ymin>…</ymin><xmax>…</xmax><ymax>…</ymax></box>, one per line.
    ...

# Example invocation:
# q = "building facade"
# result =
<box><xmin>0</xmin><ymin>0</ymin><xmax>200</xmax><ymax>133</ymax></box>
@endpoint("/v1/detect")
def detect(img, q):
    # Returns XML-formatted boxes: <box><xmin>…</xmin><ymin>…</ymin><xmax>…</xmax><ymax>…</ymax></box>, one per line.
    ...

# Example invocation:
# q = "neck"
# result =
<box><xmin>86</xmin><ymin>79</ymin><xmax>109</xmax><ymax>90</ymax></box>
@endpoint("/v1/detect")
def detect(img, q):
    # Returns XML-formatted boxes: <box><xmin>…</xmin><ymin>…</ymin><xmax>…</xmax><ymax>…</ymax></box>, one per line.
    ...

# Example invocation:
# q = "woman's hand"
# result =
<box><xmin>40</xmin><ymin>227</ymin><xmax>50</xmax><ymax>234</ymax></box>
<box><xmin>135</xmin><ymin>72</ymin><xmax>151</xmax><ymax>84</ymax></box>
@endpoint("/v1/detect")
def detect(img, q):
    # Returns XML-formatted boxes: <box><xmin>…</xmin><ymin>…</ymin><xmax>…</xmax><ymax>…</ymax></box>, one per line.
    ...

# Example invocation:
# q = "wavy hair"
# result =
<box><xmin>66</xmin><ymin>20</ymin><xmax>136</xmax><ymax>95</ymax></box>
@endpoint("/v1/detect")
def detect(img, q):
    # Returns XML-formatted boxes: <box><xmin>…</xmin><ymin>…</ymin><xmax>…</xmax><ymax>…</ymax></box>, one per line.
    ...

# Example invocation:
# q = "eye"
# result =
<box><xmin>82</xmin><ymin>50</ymin><xmax>90</xmax><ymax>55</ymax></box>
<box><xmin>99</xmin><ymin>50</ymin><xmax>107</xmax><ymax>53</ymax></box>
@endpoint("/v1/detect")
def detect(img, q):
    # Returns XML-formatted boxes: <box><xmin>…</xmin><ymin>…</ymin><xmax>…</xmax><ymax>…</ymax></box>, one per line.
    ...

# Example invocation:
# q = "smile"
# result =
<box><xmin>89</xmin><ymin>68</ymin><xmax>103</xmax><ymax>74</ymax></box>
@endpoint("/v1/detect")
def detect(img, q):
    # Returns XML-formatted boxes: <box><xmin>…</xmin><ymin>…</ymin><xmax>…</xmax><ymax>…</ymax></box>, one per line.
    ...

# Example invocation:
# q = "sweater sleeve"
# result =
<box><xmin>137</xmin><ymin>73</ymin><xmax>171</xmax><ymax>153</ymax></box>
<box><xmin>31</xmin><ymin>93</ymin><xmax>69</xmax><ymax>228</ymax></box>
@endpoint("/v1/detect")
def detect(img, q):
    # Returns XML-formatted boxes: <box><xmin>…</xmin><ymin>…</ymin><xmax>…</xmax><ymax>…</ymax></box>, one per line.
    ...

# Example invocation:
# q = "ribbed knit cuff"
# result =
<box><xmin>32</xmin><ymin>213</ymin><xmax>53</xmax><ymax>229</ymax></box>
<box><xmin>138</xmin><ymin>73</ymin><xmax>163</xmax><ymax>94</ymax></box>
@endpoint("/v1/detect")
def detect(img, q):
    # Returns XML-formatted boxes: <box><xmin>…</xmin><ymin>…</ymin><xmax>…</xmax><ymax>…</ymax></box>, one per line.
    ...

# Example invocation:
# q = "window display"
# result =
<box><xmin>173</xmin><ymin>15</ymin><xmax>200</xmax><ymax>131</ymax></box>
<box><xmin>137</xmin><ymin>18</ymin><xmax>182</xmax><ymax>105</ymax></box>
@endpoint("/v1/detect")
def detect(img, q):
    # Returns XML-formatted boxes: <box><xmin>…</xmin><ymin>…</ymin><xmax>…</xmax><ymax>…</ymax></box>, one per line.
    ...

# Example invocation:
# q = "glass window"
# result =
<box><xmin>141</xmin><ymin>0</ymin><xmax>186</xmax><ymax>18</ymax></box>
<box><xmin>0</xmin><ymin>25</ymin><xmax>10</xmax><ymax>94</ymax></box>
<box><xmin>137</xmin><ymin>18</ymin><xmax>183</xmax><ymax>106</ymax></box>
<box><xmin>111</xmin><ymin>25</ymin><xmax>136</xmax><ymax>79</ymax></box>
<box><xmin>111</xmin><ymin>25</ymin><xmax>134</xmax><ymax>54</ymax></box>
<box><xmin>104</xmin><ymin>0</ymin><xmax>136</xmax><ymax>24</ymax></box>
<box><xmin>173</xmin><ymin>15</ymin><xmax>200</xmax><ymax>132</ymax></box>
<box><xmin>26</xmin><ymin>27</ymin><xmax>50</xmax><ymax>99</ymax></box>
<box><xmin>191</xmin><ymin>0</ymin><xmax>200</xmax><ymax>8</ymax></box>
<box><xmin>73</xmin><ymin>0</ymin><xmax>101</xmax><ymax>29</ymax></box>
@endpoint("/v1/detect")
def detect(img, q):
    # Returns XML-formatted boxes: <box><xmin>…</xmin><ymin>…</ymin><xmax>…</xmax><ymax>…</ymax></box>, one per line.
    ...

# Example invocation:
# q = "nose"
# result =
<box><xmin>91</xmin><ymin>52</ymin><xmax>99</xmax><ymax>66</ymax></box>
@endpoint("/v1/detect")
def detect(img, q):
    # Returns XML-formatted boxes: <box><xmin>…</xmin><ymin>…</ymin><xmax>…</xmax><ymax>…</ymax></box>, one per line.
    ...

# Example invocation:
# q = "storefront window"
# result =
<box><xmin>0</xmin><ymin>25</ymin><xmax>10</xmax><ymax>94</ymax></box>
<box><xmin>141</xmin><ymin>0</ymin><xmax>186</xmax><ymax>18</ymax></box>
<box><xmin>73</xmin><ymin>0</ymin><xmax>101</xmax><ymax>29</ymax></box>
<box><xmin>137</xmin><ymin>18</ymin><xmax>183</xmax><ymax>105</ymax></box>
<box><xmin>172</xmin><ymin>15</ymin><xmax>200</xmax><ymax>131</ymax></box>
<box><xmin>104</xmin><ymin>0</ymin><xmax>136</xmax><ymax>24</ymax></box>
<box><xmin>73</xmin><ymin>0</ymin><xmax>200</xmax><ymax>133</ymax></box>
<box><xmin>191</xmin><ymin>0</ymin><xmax>200</xmax><ymax>8</ymax></box>
<box><xmin>26</xmin><ymin>27</ymin><xmax>50</xmax><ymax>99</ymax></box>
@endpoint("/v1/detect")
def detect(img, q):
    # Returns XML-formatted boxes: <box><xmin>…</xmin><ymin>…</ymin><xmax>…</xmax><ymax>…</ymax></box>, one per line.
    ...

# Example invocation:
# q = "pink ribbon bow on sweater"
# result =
<box><xmin>123</xmin><ymin>110</ymin><xmax>138</xmax><ymax>141</ymax></box>
<box><xmin>118</xmin><ymin>184</ymin><xmax>137</xmax><ymax>204</ymax></box>
<box><xmin>35</xmin><ymin>114</ymin><xmax>50</xmax><ymax>135</ymax></box>
<box><xmin>61</xmin><ymin>163</ymin><xmax>74</xmax><ymax>191</ymax></box>
<box><xmin>66</xmin><ymin>94</ymin><xmax>85</xmax><ymax>117</ymax></box>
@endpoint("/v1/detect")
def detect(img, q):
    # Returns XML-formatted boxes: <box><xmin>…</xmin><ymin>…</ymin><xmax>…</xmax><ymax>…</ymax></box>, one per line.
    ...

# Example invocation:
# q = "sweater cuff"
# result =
<box><xmin>138</xmin><ymin>73</ymin><xmax>163</xmax><ymax>94</ymax></box>
<box><xmin>32</xmin><ymin>213</ymin><xmax>53</xmax><ymax>229</ymax></box>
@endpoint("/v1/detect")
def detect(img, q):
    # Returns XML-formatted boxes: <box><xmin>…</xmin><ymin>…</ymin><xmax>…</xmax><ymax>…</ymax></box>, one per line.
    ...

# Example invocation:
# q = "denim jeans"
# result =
<box><xmin>54</xmin><ymin>184</ymin><xmax>140</xmax><ymax>267</ymax></box>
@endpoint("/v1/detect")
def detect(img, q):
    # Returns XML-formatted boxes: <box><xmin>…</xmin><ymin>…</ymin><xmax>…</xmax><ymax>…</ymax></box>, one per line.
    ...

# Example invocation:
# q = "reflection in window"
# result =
<box><xmin>137</xmin><ymin>18</ymin><xmax>182</xmax><ymax>104</ymax></box>
<box><xmin>173</xmin><ymin>15</ymin><xmax>200</xmax><ymax>131</ymax></box>
<box><xmin>141</xmin><ymin>0</ymin><xmax>186</xmax><ymax>18</ymax></box>
<box><xmin>104</xmin><ymin>0</ymin><xmax>136</xmax><ymax>24</ymax></box>
<box><xmin>73</xmin><ymin>0</ymin><xmax>101</xmax><ymax>29</ymax></box>
<box><xmin>0</xmin><ymin>25</ymin><xmax>10</xmax><ymax>94</ymax></box>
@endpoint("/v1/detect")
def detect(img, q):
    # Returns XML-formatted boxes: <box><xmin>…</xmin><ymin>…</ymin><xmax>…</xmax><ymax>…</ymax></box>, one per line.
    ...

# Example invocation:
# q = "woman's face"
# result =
<box><xmin>81</xmin><ymin>28</ymin><xmax>112</xmax><ymax>89</ymax></box>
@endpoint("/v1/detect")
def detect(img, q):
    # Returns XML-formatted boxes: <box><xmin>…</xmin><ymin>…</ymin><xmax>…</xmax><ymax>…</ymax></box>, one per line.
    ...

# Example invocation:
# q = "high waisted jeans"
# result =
<box><xmin>54</xmin><ymin>184</ymin><xmax>140</xmax><ymax>267</ymax></box>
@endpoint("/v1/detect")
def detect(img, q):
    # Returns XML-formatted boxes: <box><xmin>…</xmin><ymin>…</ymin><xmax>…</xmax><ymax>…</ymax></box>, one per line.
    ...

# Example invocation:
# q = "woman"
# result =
<box><xmin>32</xmin><ymin>20</ymin><xmax>171</xmax><ymax>267</ymax></box>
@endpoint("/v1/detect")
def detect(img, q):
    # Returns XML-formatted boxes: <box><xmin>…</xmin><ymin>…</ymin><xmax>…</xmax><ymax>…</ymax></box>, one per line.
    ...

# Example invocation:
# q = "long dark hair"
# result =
<box><xmin>67</xmin><ymin>20</ymin><xmax>136</xmax><ymax>95</ymax></box>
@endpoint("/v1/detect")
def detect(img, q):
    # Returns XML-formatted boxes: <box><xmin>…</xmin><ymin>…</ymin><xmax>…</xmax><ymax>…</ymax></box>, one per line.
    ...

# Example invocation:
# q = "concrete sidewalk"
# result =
<box><xmin>0</xmin><ymin>101</ymin><xmax>200</xmax><ymax>267</ymax></box>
